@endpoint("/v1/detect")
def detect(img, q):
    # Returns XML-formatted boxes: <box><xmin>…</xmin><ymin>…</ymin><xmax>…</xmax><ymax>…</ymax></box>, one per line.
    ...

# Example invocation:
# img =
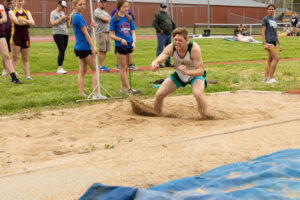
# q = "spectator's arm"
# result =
<box><xmin>0</xmin><ymin>7</ymin><xmax>7</xmax><ymax>24</ymax></box>
<box><xmin>152</xmin><ymin>13</ymin><xmax>161</xmax><ymax>33</ymax></box>
<box><xmin>81</xmin><ymin>25</ymin><xmax>97</xmax><ymax>54</ymax></box>
<box><xmin>50</xmin><ymin>14</ymin><xmax>67</xmax><ymax>26</ymax></box>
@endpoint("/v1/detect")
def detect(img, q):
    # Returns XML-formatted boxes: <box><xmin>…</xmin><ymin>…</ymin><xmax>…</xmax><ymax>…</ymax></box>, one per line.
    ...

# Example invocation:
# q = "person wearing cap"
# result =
<box><xmin>152</xmin><ymin>2</ymin><xmax>175</xmax><ymax>68</ymax></box>
<box><xmin>9</xmin><ymin>0</ymin><xmax>35</xmax><ymax>80</ymax></box>
<box><xmin>94</xmin><ymin>0</ymin><xmax>110</xmax><ymax>72</ymax></box>
<box><xmin>50</xmin><ymin>0</ymin><xmax>69</xmax><ymax>74</ymax></box>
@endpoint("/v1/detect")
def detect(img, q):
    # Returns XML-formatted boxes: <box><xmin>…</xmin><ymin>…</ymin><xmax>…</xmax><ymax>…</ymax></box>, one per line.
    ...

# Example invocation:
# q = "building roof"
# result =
<box><xmin>124</xmin><ymin>0</ymin><xmax>267</xmax><ymax>8</ymax></box>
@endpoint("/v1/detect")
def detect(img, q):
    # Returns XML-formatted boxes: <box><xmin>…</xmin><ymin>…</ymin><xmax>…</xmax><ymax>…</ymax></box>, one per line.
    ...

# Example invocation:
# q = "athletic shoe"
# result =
<box><xmin>267</xmin><ymin>78</ymin><xmax>278</xmax><ymax>83</ymax></box>
<box><xmin>2</xmin><ymin>69</ymin><xmax>8</xmax><ymax>76</ymax></box>
<box><xmin>57</xmin><ymin>68</ymin><xmax>67</xmax><ymax>74</ymax></box>
<box><xmin>99</xmin><ymin>66</ymin><xmax>110</xmax><ymax>72</ymax></box>
<box><xmin>128</xmin><ymin>88</ymin><xmax>141</xmax><ymax>94</ymax></box>
<box><xmin>129</xmin><ymin>64</ymin><xmax>139</xmax><ymax>70</ymax></box>
<box><xmin>115</xmin><ymin>65</ymin><xmax>120</xmax><ymax>70</ymax></box>
<box><xmin>92</xmin><ymin>94</ymin><xmax>107</xmax><ymax>99</ymax></box>
<box><xmin>26</xmin><ymin>77</ymin><xmax>33</xmax><ymax>80</ymax></box>
<box><xmin>12</xmin><ymin>78</ymin><xmax>22</xmax><ymax>84</ymax></box>
<box><xmin>119</xmin><ymin>88</ymin><xmax>125</xmax><ymax>94</ymax></box>
<box><xmin>79</xmin><ymin>93</ymin><xmax>88</xmax><ymax>97</ymax></box>
<box><xmin>263</xmin><ymin>78</ymin><xmax>269</xmax><ymax>82</ymax></box>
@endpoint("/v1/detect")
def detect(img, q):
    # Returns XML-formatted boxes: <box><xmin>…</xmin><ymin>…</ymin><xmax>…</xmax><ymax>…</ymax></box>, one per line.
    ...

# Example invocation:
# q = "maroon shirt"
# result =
<box><xmin>11</xmin><ymin>9</ymin><xmax>29</xmax><ymax>39</ymax></box>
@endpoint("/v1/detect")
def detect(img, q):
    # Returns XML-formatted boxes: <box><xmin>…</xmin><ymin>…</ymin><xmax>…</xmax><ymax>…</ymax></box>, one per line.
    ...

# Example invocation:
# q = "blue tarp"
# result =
<box><xmin>79</xmin><ymin>149</ymin><xmax>300</xmax><ymax>200</ymax></box>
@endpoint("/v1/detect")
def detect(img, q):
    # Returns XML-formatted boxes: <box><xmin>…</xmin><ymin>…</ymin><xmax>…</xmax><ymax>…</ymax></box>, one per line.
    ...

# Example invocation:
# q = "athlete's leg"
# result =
<box><xmin>11</xmin><ymin>44</ymin><xmax>21</xmax><ymax>72</ymax></box>
<box><xmin>265</xmin><ymin>51</ymin><xmax>272</xmax><ymax>79</ymax></box>
<box><xmin>77</xmin><ymin>57</ymin><xmax>87</xmax><ymax>95</ymax></box>
<box><xmin>154</xmin><ymin>78</ymin><xmax>177</xmax><ymax>113</ymax></box>
<box><xmin>117</xmin><ymin>53</ymin><xmax>130</xmax><ymax>90</ymax></box>
<box><xmin>20</xmin><ymin>48</ymin><xmax>30</xmax><ymax>78</ymax></box>
<box><xmin>85</xmin><ymin>53</ymin><xmax>98</xmax><ymax>95</ymax></box>
<box><xmin>268</xmin><ymin>48</ymin><xmax>279</xmax><ymax>79</ymax></box>
<box><xmin>0</xmin><ymin>38</ymin><xmax>15</xmax><ymax>73</ymax></box>
<box><xmin>192</xmin><ymin>79</ymin><xmax>208</xmax><ymax>118</ymax></box>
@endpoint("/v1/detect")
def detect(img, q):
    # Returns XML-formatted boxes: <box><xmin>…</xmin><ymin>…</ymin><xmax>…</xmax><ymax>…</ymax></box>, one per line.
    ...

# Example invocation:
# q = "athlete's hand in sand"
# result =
<box><xmin>151</xmin><ymin>61</ymin><xmax>159</xmax><ymax>72</ymax></box>
<box><xmin>177</xmin><ymin>65</ymin><xmax>187</xmax><ymax>74</ymax></box>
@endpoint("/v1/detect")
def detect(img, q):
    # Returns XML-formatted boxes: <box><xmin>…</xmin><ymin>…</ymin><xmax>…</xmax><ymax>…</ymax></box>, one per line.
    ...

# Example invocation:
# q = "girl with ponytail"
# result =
<box><xmin>109</xmin><ymin>0</ymin><xmax>140</xmax><ymax>94</ymax></box>
<box><xmin>71</xmin><ymin>0</ymin><xmax>105</xmax><ymax>99</ymax></box>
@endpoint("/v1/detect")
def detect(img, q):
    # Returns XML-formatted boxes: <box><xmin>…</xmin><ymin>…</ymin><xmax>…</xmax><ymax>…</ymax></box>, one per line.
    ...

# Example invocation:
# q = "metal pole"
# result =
<box><xmin>131</xmin><ymin>0</ymin><xmax>134</xmax><ymax>15</ymax></box>
<box><xmin>284</xmin><ymin>0</ymin><xmax>286</xmax><ymax>11</ymax></box>
<box><xmin>170</xmin><ymin>0</ymin><xmax>173</xmax><ymax>19</ymax></box>
<box><xmin>42</xmin><ymin>0</ymin><xmax>46</xmax><ymax>34</ymax></box>
<box><xmin>291</xmin><ymin>0</ymin><xmax>294</xmax><ymax>12</ymax></box>
<box><xmin>207</xmin><ymin>0</ymin><xmax>210</xmax><ymax>29</ymax></box>
<box><xmin>166</xmin><ymin>0</ymin><xmax>169</xmax><ymax>14</ymax></box>
<box><xmin>89</xmin><ymin>0</ymin><xmax>101</xmax><ymax>96</ymax></box>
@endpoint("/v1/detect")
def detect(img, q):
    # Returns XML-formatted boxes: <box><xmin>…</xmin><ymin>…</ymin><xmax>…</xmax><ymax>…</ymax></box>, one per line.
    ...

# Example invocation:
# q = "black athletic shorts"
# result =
<box><xmin>74</xmin><ymin>49</ymin><xmax>93</xmax><ymax>59</ymax></box>
<box><xmin>115</xmin><ymin>46</ymin><xmax>133</xmax><ymax>55</ymax></box>
<box><xmin>266</xmin><ymin>41</ymin><xmax>276</xmax><ymax>46</ymax></box>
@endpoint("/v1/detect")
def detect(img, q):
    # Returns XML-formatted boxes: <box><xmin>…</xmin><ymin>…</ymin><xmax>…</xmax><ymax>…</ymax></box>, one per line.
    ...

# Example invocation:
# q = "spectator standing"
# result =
<box><xmin>0</xmin><ymin>0</ymin><xmax>21</xmax><ymax>84</ymax></box>
<box><xmin>262</xmin><ymin>4</ymin><xmax>282</xmax><ymax>83</ymax></box>
<box><xmin>50</xmin><ymin>0</ymin><xmax>69</xmax><ymax>74</ymax></box>
<box><xmin>152</xmin><ymin>2</ymin><xmax>175</xmax><ymax>68</ymax></box>
<box><xmin>94</xmin><ymin>0</ymin><xmax>110</xmax><ymax>72</ymax></box>
<box><xmin>291</xmin><ymin>12</ymin><xmax>298</xmax><ymax>36</ymax></box>
<box><xmin>9</xmin><ymin>0</ymin><xmax>35</xmax><ymax>80</ymax></box>
<box><xmin>111</xmin><ymin>6</ymin><xmax>138</xmax><ymax>70</ymax></box>
<box><xmin>1</xmin><ymin>0</ymin><xmax>12</xmax><ymax>76</ymax></box>
<box><xmin>109</xmin><ymin>0</ymin><xmax>140</xmax><ymax>94</ymax></box>
<box><xmin>70</xmin><ymin>0</ymin><xmax>106</xmax><ymax>99</ymax></box>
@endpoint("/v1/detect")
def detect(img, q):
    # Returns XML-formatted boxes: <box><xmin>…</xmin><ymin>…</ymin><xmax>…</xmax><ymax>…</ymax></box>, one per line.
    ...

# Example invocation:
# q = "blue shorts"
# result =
<box><xmin>169</xmin><ymin>71</ymin><xmax>207</xmax><ymax>88</ymax></box>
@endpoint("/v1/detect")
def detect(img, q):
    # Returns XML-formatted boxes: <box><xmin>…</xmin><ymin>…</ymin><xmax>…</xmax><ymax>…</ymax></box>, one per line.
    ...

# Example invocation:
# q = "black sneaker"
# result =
<box><xmin>12</xmin><ymin>78</ymin><xmax>22</xmax><ymax>84</ymax></box>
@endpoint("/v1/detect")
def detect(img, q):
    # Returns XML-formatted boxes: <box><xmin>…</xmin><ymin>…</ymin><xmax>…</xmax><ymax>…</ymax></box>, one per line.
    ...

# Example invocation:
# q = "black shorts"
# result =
<box><xmin>0</xmin><ymin>34</ymin><xmax>4</xmax><ymax>38</ymax></box>
<box><xmin>115</xmin><ymin>46</ymin><xmax>133</xmax><ymax>55</ymax></box>
<box><xmin>266</xmin><ymin>41</ymin><xmax>276</xmax><ymax>46</ymax></box>
<box><xmin>74</xmin><ymin>49</ymin><xmax>92</xmax><ymax>59</ymax></box>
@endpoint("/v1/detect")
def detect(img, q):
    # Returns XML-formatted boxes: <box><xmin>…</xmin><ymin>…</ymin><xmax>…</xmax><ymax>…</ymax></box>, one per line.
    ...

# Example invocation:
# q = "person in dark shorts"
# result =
<box><xmin>70</xmin><ymin>0</ymin><xmax>106</xmax><ymax>99</ymax></box>
<box><xmin>9</xmin><ymin>0</ymin><xmax>35</xmax><ymax>80</ymax></box>
<box><xmin>109</xmin><ymin>0</ymin><xmax>140</xmax><ymax>94</ymax></box>
<box><xmin>50</xmin><ymin>0</ymin><xmax>69</xmax><ymax>74</ymax></box>
<box><xmin>262</xmin><ymin>4</ymin><xmax>282</xmax><ymax>83</ymax></box>
<box><xmin>0</xmin><ymin>1</ymin><xmax>21</xmax><ymax>84</ymax></box>
<box><xmin>1</xmin><ymin>0</ymin><xmax>12</xmax><ymax>76</ymax></box>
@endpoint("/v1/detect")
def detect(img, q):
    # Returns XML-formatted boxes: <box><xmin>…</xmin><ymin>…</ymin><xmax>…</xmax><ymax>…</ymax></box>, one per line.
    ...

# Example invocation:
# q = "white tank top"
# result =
<box><xmin>173</xmin><ymin>41</ymin><xmax>195</xmax><ymax>83</ymax></box>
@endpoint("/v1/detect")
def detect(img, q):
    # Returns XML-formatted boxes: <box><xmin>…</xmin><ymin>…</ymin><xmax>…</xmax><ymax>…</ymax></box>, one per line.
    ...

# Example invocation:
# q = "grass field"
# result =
<box><xmin>0</xmin><ymin>34</ymin><xmax>300</xmax><ymax>115</ymax></box>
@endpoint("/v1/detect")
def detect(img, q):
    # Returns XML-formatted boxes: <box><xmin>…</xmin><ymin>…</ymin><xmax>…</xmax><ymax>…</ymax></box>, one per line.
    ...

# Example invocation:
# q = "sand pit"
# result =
<box><xmin>0</xmin><ymin>91</ymin><xmax>300</xmax><ymax>200</ymax></box>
